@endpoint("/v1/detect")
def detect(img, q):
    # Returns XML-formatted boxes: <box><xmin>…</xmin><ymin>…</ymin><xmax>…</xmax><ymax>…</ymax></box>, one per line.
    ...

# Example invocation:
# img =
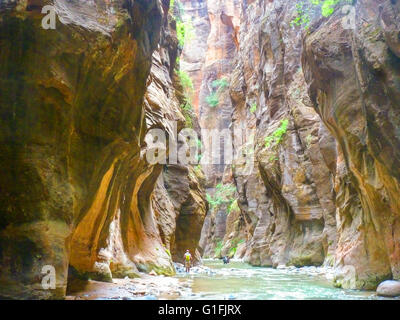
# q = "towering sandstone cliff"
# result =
<box><xmin>0</xmin><ymin>0</ymin><xmax>207</xmax><ymax>299</ymax></box>
<box><xmin>0</xmin><ymin>0</ymin><xmax>399</xmax><ymax>300</ymax></box>
<box><xmin>192</xmin><ymin>0</ymin><xmax>400</xmax><ymax>290</ymax></box>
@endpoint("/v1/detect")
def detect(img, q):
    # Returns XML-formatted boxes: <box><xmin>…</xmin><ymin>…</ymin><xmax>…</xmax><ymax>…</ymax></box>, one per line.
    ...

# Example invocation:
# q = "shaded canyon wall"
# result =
<box><xmin>0</xmin><ymin>0</ymin><xmax>207</xmax><ymax>299</ymax></box>
<box><xmin>193</xmin><ymin>0</ymin><xmax>400</xmax><ymax>290</ymax></box>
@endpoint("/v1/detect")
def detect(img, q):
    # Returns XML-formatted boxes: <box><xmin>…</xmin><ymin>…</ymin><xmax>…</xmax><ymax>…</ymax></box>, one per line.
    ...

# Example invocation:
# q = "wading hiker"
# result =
<box><xmin>184</xmin><ymin>250</ymin><xmax>192</xmax><ymax>273</ymax></box>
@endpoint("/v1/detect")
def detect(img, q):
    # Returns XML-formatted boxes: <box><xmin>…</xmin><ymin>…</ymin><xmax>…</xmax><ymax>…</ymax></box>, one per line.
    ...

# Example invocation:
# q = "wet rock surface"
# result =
<box><xmin>377</xmin><ymin>280</ymin><xmax>400</xmax><ymax>298</ymax></box>
<box><xmin>66</xmin><ymin>274</ymin><xmax>192</xmax><ymax>300</ymax></box>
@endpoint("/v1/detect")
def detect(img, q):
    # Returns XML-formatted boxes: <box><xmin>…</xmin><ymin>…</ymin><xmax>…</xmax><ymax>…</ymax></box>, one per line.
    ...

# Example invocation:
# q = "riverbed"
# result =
<box><xmin>67</xmin><ymin>260</ymin><xmax>397</xmax><ymax>300</ymax></box>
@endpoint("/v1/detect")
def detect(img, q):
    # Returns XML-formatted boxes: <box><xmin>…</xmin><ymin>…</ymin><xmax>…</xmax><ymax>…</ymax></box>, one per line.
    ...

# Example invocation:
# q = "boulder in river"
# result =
<box><xmin>376</xmin><ymin>280</ymin><xmax>400</xmax><ymax>297</ymax></box>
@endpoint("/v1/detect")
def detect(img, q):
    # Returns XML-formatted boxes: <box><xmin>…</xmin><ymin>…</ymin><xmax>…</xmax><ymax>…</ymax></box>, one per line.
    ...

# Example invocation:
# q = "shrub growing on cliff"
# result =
<box><xmin>206</xmin><ymin>183</ymin><xmax>237</xmax><ymax>213</ymax></box>
<box><xmin>206</xmin><ymin>77</ymin><xmax>229</xmax><ymax>108</ymax></box>
<box><xmin>177</xmin><ymin>70</ymin><xmax>196</xmax><ymax>128</ymax></box>
<box><xmin>291</xmin><ymin>0</ymin><xmax>353</xmax><ymax>29</ymax></box>
<box><xmin>227</xmin><ymin>199</ymin><xmax>239</xmax><ymax>215</ymax></box>
<box><xmin>228</xmin><ymin>238</ymin><xmax>245</xmax><ymax>258</ymax></box>
<box><xmin>205</xmin><ymin>92</ymin><xmax>219</xmax><ymax>108</ymax></box>
<box><xmin>176</xmin><ymin>20</ymin><xmax>194</xmax><ymax>48</ymax></box>
<box><xmin>212</xmin><ymin>78</ymin><xmax>229</xmax><ymax>90</ymax></box>
<box><xmin>177</xmin><ymin>70</ymin><xmax>193</xmax><ymax>93</ymax></box>
<box><xmin>250</xmin><ymin>103</ymin><xmax>257</xmax><ymax>114</ymax></box>
<box><xmin>170</xmin><ymin>0</ymin><xmax>194</xmax><ymax>48</ymax></box>
<box><xmin>180</xmin><ymin>101</ymin><xmax>194</xmax><ymax>128</ymax></box>
<box><xmin>264</xmin><ymin>119</ymin><xmax>289</xmax><ymax>148</ymax></box>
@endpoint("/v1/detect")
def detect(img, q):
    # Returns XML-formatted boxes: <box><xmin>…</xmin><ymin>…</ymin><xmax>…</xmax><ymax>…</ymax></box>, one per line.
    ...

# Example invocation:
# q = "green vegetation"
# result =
<box><xmin>180</xmin><ymin>101</ymin><xmax>193</xmax><ymax>128</ymax></box>
<box><xmin>206</xmin><ymin>77</ymin><xmax>229</xmax><ymax>108</ymax></box>
<box><xmin>176</xmin><ymin>70</ymin><xmax>195</xmax><ymax>128</ymax></box>
<box><xmin>171</xmin><ymin>1</ymin><xmax>196</xmax><ymax>129</ymax></box>
<box><xmin>229</xmin><ymin>247</ymin><xmax>237</xmax><ymax>257</ymax></box>
<box><xmin>177</xmin><ymin>70</ymin><xmax>193</xmax><ymax>93</ymax></box>
<box><xmin>291</xmin><ymin>0</ymin><xmax>353</xmax><ymax>29</ymax></box>
<box><xmin>176</xmin><ymin>20</ymin><xmax>194</xmax><ymax>47</ymax></box>
<box><xmin>193</xmin><ymin>164</ymin><xmax>203</xmax><ymax>177</ymax></box>
<box><xmin>212</xmin><ymin>78</ymin><xmax>229</xmax><ymax>90</ymax></box>
<box><xmin>170</xmin><ymin>0</ymin><xmax>194</xmax><ymax>47</ymax></box>
<box><xmin>306</xmin><ymin>134</ymin><xmax>313</xmax><ymax>148</ymax></box>
<box><xmin>228</xmin><ymin>238</ymin><xmax>245</xmax><ymax>258</ymax></box>
<box><xmin>250</xmin><ymin>103</ymin><xmax>257</xmax><ymax>114</ymax></box>
<box><xmin>214</xmin><ymin>240</ymin><xmax>223</xmax><ymax>257</ymax></box>
<box><xmin>196</xmin><ymin>138</ymin><xmax>203</xmax><ymax>150</ymax></box>
<box><xmin>206</xmin><ymin>92</ymin><xmax>220</xmax><ymax>107</ymax></box>
<box><xmin>206</xmin><ymin>183</ymin><xmax>237</xmax><ymax>212</ymax></box>
<box><xmin>269</xmin><ymin>155</ymin><xmax>279</xmax><ymax>163</ymax></box>
<box><xmin>264</xmin><ymin>119</ymin><xmax>289</xmax><ymax>148</ymax></box>
<box><xmin>205</xmin><ymin>92</ymin><xmax>220</xmax><ymax>108</ymax></box>
<box><xmin>227</xmin><ymin>199</ymin><xmax>239</xmax><ymax>215</ymax></box>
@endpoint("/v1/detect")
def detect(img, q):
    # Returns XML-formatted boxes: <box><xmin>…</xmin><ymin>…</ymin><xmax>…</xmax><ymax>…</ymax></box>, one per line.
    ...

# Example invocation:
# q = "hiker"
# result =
<box><xmin>223</xmin><ymin>256</ymin><xmax>230</xmax><ymax>264</ymax></box>
<box><xmin>184</xmin><ymin>250</ymin><xmax>192</xmax><ymax>273</ymax></box>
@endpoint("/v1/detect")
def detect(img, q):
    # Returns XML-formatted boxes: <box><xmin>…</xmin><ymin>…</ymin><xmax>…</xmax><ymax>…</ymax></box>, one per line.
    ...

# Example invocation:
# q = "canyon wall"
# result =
<box><xmin>302</xmin><ymin>0</ymin><xmax>400</xmax><ymax>289</ymax></box>
<box><xmin>0</xmin><ymin>0</ymin><xmax>399</xmax><ymax>300</ymax></box>
<box><xmin>194</xmin><ymin>0</ymin><xmax>400</xmax><ymax>290</ymax></box>
<box><xmin>0</xmin><ymin>0</ymin><xmax>207</xmax><ymax>299</ymax></box>
<box><xmin>227</xmin><ymin>0</ymin><xmax>337</xmax><ymax>269</ymax></box>
<box><xmin>183</xmin><ymin>0</ymin><xmax>243</xmax><ymax>257</ymax></box>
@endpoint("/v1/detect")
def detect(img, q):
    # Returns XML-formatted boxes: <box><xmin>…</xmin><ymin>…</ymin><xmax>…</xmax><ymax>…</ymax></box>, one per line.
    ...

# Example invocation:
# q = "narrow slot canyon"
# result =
<box><xmin>0</xmin><ymin>0</ymin><xmax>400</xmax><ymax>300</ymax></box>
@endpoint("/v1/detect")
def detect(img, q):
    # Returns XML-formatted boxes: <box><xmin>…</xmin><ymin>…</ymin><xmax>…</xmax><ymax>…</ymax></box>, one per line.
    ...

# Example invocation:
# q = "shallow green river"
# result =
<box><xmin>175</xmin><ymin>260</ymin><xmax>388</xmax><ymax>300</ymax></box>
<box><xmin>68</xmin><ymin>259</ymin><xmax>399</xmax><ymax>300</ymax></box>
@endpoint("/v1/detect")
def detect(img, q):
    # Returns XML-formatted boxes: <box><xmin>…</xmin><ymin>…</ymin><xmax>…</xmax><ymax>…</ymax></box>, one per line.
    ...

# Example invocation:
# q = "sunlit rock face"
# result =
<box><xmin>303</xmin><ymin>0</ymin><xmax>400</xmax><ymax>289</ymax></box>
<box><xmin>0</xmin><ymin>0</ymin><xmax>165</xmax><ymax>299</ymax></box>
<box><xmin>0</xmin><ymin>0</ymin><xmax>208</xmax><ymax>299</ymax></box>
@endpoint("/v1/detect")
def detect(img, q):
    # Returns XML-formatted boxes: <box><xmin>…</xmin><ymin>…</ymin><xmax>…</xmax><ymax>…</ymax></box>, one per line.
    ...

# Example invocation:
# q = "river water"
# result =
<box><xmin>175</xmin><ymin>260</ymin><xmax>388</xmax><ymax>300</ymax></box>
<box><xmin>67</xmin><ymin>259</ymin><xmax>398</xmax><ymax>300</ymax></box>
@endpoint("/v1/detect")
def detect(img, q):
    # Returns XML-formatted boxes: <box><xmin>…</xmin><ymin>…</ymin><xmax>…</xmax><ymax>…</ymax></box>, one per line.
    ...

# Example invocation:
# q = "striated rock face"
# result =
<box><xmin>0</xmin><ymin>0</ymin><xmax>207</xmax><ymax>299</ymax></box>
<box><xmin>180</xmin><ymin>0</ymin><xmax>210</xmax><ymax>116</ymax></box>
<box><xmin>159</xmin><ymin>164</ymin><xmax>207</xmax><ymax>264</ymax></box>
<box><xmin>1</xmin><ymin>0</ymin><xmax>399</xmax><ymax>300</ymax></box>
<box><xmin>185</xmin><ymin>0</ymin><xmax>242</xmax><ymax>257</ymax></box>
<box><xmin>0</xmin><ymin>0</ymin><xmax>163</xmax><ymax>299</ymax></box>
<box><xmin>193</xmin><ymin>0</ymin><xmax>399</xmax><ymax>290</ymax></box>
<box><xmin>302</xmin><ymin>0</ymin><xmax>400</xmax><ymax>289</ymax></box>
<box><xmin>227</xmin><ymin>0</ymin><xmax>337</xmax><ymax>268</ymax></box>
